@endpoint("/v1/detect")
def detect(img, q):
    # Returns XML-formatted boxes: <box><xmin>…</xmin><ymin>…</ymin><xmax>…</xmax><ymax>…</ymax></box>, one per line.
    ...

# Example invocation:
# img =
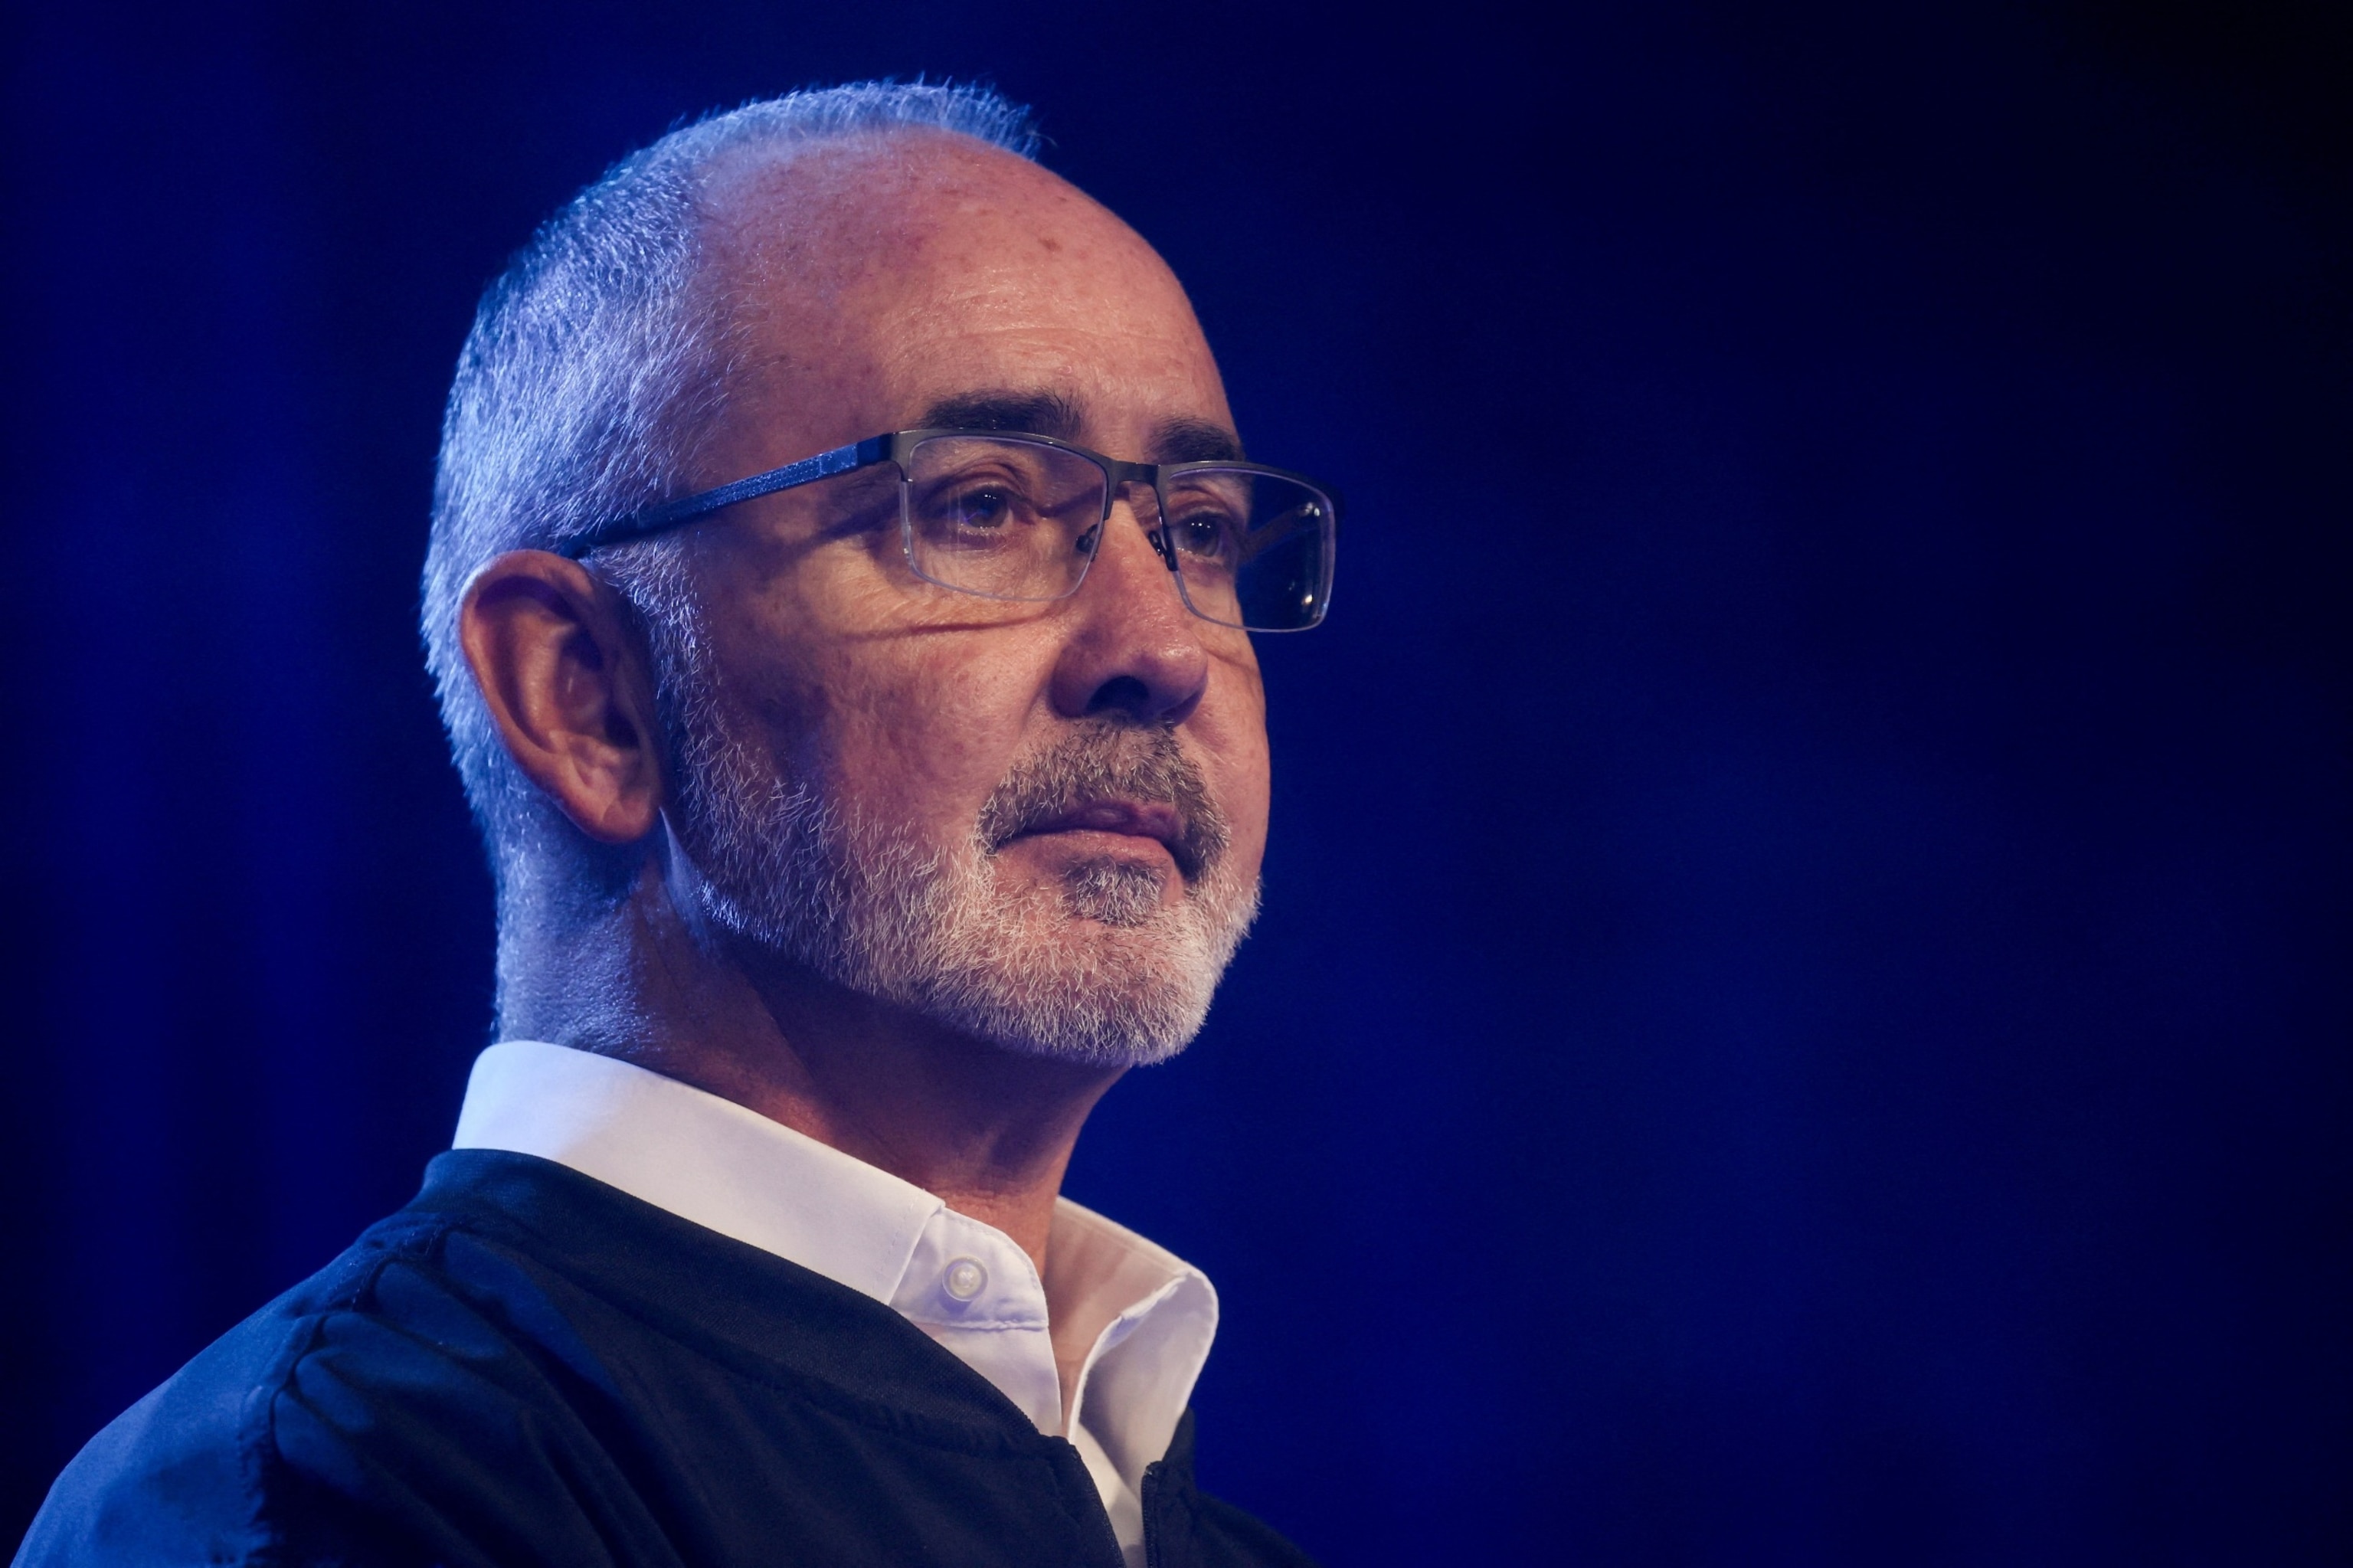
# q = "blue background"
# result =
<box><xmin>3</xmin><ymin>1</ymin><xmax>2346</xmax><ymax>1561</ymax></box>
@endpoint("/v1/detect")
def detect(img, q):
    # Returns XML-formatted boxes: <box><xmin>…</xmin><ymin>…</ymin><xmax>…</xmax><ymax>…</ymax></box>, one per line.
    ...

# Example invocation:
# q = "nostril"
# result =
<box><xmin>1085</xmin><ymin>675</ymin><xmax>1154</xmax><ymax>717</ymax></box>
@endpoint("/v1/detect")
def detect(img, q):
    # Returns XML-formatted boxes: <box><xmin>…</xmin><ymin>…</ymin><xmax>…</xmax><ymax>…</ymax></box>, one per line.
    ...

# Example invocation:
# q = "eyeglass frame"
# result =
<box><xmin>557</xmin><ymin>428</ymin><xmax>1342</xmax><ymax>632</ymax></box>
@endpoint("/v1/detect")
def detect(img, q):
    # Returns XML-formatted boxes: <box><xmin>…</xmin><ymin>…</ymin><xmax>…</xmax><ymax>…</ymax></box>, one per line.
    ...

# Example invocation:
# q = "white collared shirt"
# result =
<box><xmin>450</xmin><ymin>1040</ymin><xmax>1216</xmax><ymax>1566</ymax></box>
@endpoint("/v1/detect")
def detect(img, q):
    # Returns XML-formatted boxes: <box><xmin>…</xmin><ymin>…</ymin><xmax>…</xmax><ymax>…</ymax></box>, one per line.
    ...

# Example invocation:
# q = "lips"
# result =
<box><xmin>1002</xmin><ymin>797</ymin><xmax>1196</xmax><ymax>877</ymax></box>
<box><xmin>974</xmin><ymin>722</ymin><xmax>1229</xmax><ymax>886</ymax></box>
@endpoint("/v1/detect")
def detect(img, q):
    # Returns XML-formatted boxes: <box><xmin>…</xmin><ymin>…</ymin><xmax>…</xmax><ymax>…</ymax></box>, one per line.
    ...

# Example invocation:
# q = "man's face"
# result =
<box><xmin>646</xmin><ymin>136</ymin><xmax>1271</xmax><ymax>1065</ymax></box>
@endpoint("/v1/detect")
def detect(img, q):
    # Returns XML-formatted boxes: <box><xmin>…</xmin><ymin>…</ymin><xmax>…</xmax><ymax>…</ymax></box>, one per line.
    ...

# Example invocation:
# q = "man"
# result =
<box><xmin>16</xmin><ymin>83</ymin><xmax>1334</xmax><ymax>1567</ymax></box>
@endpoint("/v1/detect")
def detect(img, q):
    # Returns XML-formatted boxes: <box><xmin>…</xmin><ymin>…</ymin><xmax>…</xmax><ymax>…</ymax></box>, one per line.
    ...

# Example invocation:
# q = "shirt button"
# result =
<box><xmin>943</xmin><ymin>1258</ymin><xmax>987</xmax><ymax>1301</ymax></box>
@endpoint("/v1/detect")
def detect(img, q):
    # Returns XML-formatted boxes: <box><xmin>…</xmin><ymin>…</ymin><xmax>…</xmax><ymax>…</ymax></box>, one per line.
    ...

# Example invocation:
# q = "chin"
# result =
<box><xmin>904</xmin><ymin>875</ymin><xmax>1238</xmax><ymax>1069</ymax></box>
<box><xmin>1052</xmin><ymin>856</ymin><xmax>1172</xmax><ymax>929</ymax></box>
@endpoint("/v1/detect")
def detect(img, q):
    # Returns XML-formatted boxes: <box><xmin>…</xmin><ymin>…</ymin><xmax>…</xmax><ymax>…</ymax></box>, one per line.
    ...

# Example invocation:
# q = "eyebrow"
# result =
<box><xmin>914</xmin><ymin>390</ymin><xmax>1085</xmax><ymax>442</ymax></box>
<box><xmin>909</xmin><ymin>391</ymin><xmax>1246</xmax><ymax>465</ymax></box>
<box><xmin>1148</xmin><ymin>417</ymin><xmax>1245</xmax><ymax>465</ymax></box>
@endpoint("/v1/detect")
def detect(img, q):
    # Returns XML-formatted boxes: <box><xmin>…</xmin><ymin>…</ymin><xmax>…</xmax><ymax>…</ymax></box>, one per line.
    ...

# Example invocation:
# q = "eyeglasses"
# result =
<box><xmin>562</xmin><ymin>429</ymin><xmax>1340</xmax><ymax>632</ymax></box>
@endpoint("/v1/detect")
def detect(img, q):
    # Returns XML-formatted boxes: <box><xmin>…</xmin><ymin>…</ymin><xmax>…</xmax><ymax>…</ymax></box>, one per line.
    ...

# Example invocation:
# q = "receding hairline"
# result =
<box><xmin>689</xmin><ymin>124</ymin><xmax>1167</xmax><ymax>298</ymax></box>
<box><xmin>671</xmin><ymin>126</ymin><xmax>1222</xmax><ymax>468</ymax></box>
<box><xmin>699</xmin><ymin>120</ymin><xmax>1050</xmax><ymax>196</ymax></box>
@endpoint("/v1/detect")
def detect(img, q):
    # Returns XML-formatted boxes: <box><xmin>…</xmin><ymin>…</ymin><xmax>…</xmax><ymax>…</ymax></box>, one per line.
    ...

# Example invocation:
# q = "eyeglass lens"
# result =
<box><xmin>901</xmin><ymin>435</ymin><xmax>1333</xmax><ymax>631</ymax></box>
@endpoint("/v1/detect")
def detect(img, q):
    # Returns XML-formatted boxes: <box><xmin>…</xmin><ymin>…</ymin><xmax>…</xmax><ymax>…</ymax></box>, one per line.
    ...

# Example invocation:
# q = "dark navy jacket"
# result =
<box><xmin>15</xmin><ymin>1151</ymin><xmax>1311</xmax><ymax>1568</ymax></box>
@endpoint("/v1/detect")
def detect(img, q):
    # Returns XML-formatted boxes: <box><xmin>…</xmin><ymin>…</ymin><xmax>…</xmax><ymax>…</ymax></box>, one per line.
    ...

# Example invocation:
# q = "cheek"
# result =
<box><xmin>814</xmin><ymin>639</ymin><xmax>1050</xmax><ymax>836</ymax></box>
<box><xmin>1198</xmin><ymin>653</ymin><xmax>1273</xmax><ymax>863</ymax></box>
<box><xmin>709</xmin><ymin>546</ymin><xmax>1042</xmax><ymax>833</ymax></box>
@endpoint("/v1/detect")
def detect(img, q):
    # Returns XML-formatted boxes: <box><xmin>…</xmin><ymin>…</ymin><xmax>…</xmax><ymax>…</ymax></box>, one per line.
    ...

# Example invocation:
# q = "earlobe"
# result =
<box><xmin>458</xmin><ymin>552</ymin><xmax>666</xmax><ymax>845</ymax></box>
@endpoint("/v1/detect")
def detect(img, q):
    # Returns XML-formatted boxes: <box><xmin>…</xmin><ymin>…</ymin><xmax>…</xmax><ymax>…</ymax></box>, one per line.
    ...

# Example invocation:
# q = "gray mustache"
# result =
<box><xmin>977</xmin><ymin>723</ymin><xmax>1228</xmax><ymax>883</ymax></box>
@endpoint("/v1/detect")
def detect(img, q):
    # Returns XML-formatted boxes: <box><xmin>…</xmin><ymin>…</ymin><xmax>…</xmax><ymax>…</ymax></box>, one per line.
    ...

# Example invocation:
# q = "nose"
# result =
<box><xmin>1047</xmin><ymin>489</ymin><xmax>1211</xmax><ymax>724</ymax></box>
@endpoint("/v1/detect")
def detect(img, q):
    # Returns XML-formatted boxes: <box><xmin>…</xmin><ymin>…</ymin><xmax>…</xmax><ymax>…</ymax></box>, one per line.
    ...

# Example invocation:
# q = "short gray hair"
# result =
<box><xmin>420</xmin><ymin>82</ymin><xmax>1039</xmax><ymax>907</ymax></box>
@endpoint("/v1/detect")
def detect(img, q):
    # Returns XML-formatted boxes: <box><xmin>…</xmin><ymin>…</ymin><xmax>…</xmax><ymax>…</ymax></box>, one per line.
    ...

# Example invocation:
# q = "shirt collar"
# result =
<box><xmin>450</xmin><ymin>1040</ymin><xmax>1216</xmax><ymax>1485</ymax></box>
<box><xmin>451</xmin><ymin>1038</ymin><xmax>941</xmax><ymax>1298</ymax></box>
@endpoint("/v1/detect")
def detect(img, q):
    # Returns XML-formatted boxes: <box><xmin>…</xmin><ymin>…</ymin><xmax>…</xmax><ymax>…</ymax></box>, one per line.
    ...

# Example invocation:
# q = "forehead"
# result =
<box><xmin>695</xmin><ymin>134</ymin><xmax>1231</xmax><ymax>447</ymax></box>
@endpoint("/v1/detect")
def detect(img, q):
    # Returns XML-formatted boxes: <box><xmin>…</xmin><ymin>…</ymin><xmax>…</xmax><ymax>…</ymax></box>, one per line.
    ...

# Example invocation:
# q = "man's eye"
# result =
<box><xmin>1167</xmin><ymin>512</ymin><xmax>1235</xmax><ymax>559</ymax></box>
<box><xmin>951</xmin><ymin>487</ymin><xmax>1016</xmax><ymax>529</ymax></box>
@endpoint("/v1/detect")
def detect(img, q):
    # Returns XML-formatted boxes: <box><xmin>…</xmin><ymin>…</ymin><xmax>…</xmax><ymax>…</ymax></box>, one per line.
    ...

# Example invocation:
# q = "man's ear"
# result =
<box><xmin>458</xmin><ymin>551</ymin><xmax>667</xmax><ymax>844</ymax></box>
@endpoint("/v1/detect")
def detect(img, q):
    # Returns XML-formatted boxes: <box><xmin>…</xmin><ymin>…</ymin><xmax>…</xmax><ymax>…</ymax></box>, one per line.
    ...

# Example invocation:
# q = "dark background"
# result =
<box><xmin>2</xmin><ymin>0</ymin><xmax>2345</xmax><ymax>1561</ymax></box>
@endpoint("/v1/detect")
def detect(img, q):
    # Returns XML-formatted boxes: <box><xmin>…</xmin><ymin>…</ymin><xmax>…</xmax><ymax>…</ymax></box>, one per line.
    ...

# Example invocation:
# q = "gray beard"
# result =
<box><xmin>667</xmin><ymin>713</ymin><xmax>1259</xmax><ymax>1068</ymax></box>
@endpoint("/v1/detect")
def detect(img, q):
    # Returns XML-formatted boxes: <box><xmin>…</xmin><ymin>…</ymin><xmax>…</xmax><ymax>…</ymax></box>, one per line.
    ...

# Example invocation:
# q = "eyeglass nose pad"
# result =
<box><xmin>1111</xmin><ymin>478</ymin><xmax>1178</xmax><ymax>571</ymax></box>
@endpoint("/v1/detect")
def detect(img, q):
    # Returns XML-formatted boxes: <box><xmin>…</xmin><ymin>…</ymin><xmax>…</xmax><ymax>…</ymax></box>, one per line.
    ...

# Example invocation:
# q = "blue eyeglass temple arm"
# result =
<box><xmin>559</xmin><ymin>435</ymin><xmax>895</xmax><ymax>558</ymax></box>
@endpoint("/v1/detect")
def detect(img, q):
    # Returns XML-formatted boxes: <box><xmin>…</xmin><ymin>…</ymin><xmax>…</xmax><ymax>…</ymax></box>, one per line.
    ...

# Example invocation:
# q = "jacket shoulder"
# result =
<box><xmin>15</xmin><ymin>1210</ymin><xmax>452</xmax><ymax>1567</ymax></box>
<box><xmin>15</xmin><ymin>1153</ymin><xmax>1082</xmax><ymax>1568</ymax></box>
<box><xmin>16</xmin><ymin>1164</ymin><xmax>722</xmax><ymax>1568</ymax></box>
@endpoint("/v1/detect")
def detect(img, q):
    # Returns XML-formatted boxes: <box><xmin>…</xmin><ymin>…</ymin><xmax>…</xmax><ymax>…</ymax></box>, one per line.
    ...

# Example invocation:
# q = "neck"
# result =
<box><xmin>495</xmin><ymin>844</ymin><xmax>1124</xmax><ymax>1275</ymax></box>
